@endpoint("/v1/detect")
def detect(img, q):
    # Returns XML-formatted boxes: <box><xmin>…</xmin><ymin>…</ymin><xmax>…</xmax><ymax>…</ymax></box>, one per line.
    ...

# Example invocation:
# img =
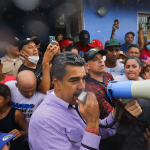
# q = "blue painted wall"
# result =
<box><xmin>83</xmin><ymin>0</ymin><xmax>150</xmax><ymax>46</ymax></box>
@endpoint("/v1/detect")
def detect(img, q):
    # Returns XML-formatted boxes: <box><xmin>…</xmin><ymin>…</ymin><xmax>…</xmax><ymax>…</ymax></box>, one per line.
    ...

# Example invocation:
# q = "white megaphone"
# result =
<box><xmin>107</xmin><ymin>80</ymin><xmax>150</xmax><ymax>103</ymax></box>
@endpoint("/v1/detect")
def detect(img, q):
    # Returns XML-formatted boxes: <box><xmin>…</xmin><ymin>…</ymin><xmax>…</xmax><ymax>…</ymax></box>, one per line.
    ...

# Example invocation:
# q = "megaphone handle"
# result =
<box><xmin>122</xmin><ymin>99</ymin><xmax>133</xmax><ymax>104</ymax></box>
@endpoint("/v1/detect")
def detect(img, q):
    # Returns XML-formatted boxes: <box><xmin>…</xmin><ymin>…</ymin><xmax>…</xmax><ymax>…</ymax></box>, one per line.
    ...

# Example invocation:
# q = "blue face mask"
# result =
<box><xmin>146</xmin><ymin>45</ymin><xmax>150</xmax><ymax>51</ymax></box>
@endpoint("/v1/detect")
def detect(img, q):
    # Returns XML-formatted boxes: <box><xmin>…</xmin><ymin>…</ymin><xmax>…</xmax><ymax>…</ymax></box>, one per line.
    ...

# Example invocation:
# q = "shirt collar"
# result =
<box><xmin>5</xmin><ymin>55</ymin><xmax>24</xmax><ymax>61</ymax></box>
<box><xmin>86</xmin><ymin>74</ymin><xmax>105</xmax><ymax>85</ymax></box>
<box><xmin>47</xmin><ymin>90</ymin><xmax>70</xmax><ymax>109</ymax></box>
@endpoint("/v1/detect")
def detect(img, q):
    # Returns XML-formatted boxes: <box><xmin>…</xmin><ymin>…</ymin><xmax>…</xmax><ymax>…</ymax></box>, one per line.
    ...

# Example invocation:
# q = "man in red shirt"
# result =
<box><xmin>76</xmin><ymin>30</ymin><xmax>90</xmax><ymax>54</ymax></box>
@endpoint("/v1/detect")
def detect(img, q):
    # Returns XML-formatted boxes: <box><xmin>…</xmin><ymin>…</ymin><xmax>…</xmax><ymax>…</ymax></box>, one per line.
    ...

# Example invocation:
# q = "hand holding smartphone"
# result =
<box><xmin>113</xmin><ymin>19</ymin><xmax>119</xmax><ymax>31</ymax></box>
<box><xmin>49</xmin><ymin>36</ymin><xmax>56</xmax><ymax>45</ymax></box>
<box><xmin>114</xmin><ymin>19</ymin><xmax>119</xmax><ymax>24</ymax></box>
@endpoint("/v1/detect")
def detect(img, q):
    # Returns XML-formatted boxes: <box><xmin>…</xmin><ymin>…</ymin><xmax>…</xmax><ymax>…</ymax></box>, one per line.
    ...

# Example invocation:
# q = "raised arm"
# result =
<box><xmin>37</xmin><ymin>41</ymin><xmax>60</xmax><ymax>94</ymax></box>
<box><xmin>111</xmin><ymin>23</ymin><xmax>119</xmax><ymax>39</ymax></box>
<box><xmin>138</xmin><ymin>23</ymin><xmax>145</xmax><ymax>52</ymax></box>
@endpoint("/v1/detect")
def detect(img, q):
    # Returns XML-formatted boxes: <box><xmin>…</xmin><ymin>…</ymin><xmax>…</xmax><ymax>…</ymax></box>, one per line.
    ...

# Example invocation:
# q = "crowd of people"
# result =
<box><xmin>0</xmin><ymin>22</ymin><xmax>150</xmax><ymax>150</ymax></box>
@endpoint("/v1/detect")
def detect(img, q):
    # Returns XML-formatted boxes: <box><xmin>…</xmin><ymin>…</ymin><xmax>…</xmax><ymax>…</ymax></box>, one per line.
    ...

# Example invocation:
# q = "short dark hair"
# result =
<box><xmin>0</xmin><ymin>84</ymin><xmax>11</xmax><ymax>106</ymax></box>
<box><xmin>66</xmin><ymin>44</ymin><xmax>79</xmax><ymax>52</ymax></box>
<box><xmin>127</xmin><ymin>44</ymin><xmax>140</xmax><ymax>52</ymax></box>
<box><xmin>124</xmin><ymin>56</ymin><xmax>141</xmax><ymax>67</ymax></box>
<box><xmin>125</xmin><ymin>32</ymin><xmax>135</xmax><ymax>38</ymax></box>
<box><xmin>51</xmin><ymin>52</ymin><xmax>85</xmax><ymax>81</ymax></box>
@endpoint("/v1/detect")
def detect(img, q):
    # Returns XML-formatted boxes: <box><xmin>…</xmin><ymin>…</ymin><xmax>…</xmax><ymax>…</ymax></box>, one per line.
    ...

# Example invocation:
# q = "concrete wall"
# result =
<box><xmin>83</xmin><ymin>0</ymin><xmax>150</xmax><ymax>46</ymax></box>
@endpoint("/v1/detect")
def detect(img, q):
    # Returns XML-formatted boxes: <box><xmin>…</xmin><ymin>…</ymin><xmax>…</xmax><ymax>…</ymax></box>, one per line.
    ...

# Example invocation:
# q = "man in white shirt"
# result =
<box><xmin>105</xmin><ymin>39</ymin><xmax>125</xmax><ymax>77</ymax></box>
<box><xmin>6</xmin><ymin>70</ymin><xmax>46</xmax><ymax>123</ymax></box>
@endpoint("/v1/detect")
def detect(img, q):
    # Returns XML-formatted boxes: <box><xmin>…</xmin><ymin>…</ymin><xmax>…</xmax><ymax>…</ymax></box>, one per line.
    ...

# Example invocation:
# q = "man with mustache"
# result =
<box><xmin>29</xmin><ymin>52</ymin><xmax>142</xmax><ymax>150</ymax></box>
<box><xmin>105</xmin><ymin>39</ymin><xmax>125</xmax><ymax>77</ymax></box>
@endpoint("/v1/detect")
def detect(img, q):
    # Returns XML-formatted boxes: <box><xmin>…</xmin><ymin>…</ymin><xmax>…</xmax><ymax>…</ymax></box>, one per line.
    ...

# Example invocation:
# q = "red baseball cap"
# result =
<box><xmin>60</xmin><ymin>40</ymin><xmax>72</xmax><ymax>50</ymax></box>
<box><xmin>88</xmin><ymin>39</ymin><xmax>103</xmax><ymax>49</ymax></box>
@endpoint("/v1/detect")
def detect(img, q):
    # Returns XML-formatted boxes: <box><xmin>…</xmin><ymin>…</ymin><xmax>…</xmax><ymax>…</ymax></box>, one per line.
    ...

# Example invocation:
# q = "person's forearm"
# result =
<box><xmin>138</xmin><ymin>29</ymin><xmax>145</xmax><ymax>51</ymax></box>
<box><xmin>20</xmin><ymin>129</ymin><xmax>28</xmax><ymax>137</ymax></box>
<box><xmin>80</xmin><ymin>130</ymin><xmax>100</xmax><ymax>150</ymax></box>
<box><xmin>38</xmin><ymin>62</ymin><xmax>50</xmax><ymax>94</ymax></box>
<box><xmin>111</xmin><ymin>29</ymin><xmax>115</xmax><ymax>39</ymax></box>
<box><xmin>86</xmin><ymin>122</ymin><xmax>99</xmax><ymax>136</ymax></box>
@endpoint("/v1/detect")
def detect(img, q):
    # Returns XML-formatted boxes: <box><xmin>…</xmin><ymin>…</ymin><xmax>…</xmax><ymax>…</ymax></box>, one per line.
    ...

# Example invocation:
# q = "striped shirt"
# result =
<box><xmin>29</xmin><ymin>90</ymin><xmax>119</xmax><ymax>150</ymax></box>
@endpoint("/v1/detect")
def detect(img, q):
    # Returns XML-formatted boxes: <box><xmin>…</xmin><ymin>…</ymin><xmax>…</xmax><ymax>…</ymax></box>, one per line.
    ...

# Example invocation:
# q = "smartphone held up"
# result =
<box><xmin>49</xmin><ymin>36</ymin><xmax>56</xmax><ymax>45</ymax></box>
<box><xmin>114</xmin><ymin>19</ymin><xmax>119</xmax><ymax>24</ymax></box>
<box><xmin>140</xmin><ymin>22</ymin><xmax>150</xmax><ymax>28</ymax></box>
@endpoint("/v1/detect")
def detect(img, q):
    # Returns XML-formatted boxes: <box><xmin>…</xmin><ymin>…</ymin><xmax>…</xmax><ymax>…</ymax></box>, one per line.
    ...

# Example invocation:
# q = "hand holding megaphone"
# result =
<box><xmin>76</xmin><ymin>92</ymin><xmax>100</xmax><ymax>131</ymax></box>
<box><xmin>123</xmin><ymin>100</ymin><xmax>142</xmax><ymax>119</ymax></box>
<box><xmin>112</xmin><ymin>99</ymin><xmax>142</xmax><ymax>120</ymax></box>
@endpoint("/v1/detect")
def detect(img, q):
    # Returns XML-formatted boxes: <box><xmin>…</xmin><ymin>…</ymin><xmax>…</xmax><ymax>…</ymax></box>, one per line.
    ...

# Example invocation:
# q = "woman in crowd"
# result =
<box><xmin>140</xmin><ymin>63</ymin><xmax>150</xmax><ymax>80</ymax></box>
<box><xmin>114</xmin><ymin>56</ymin><xmax>150</xmax><ymax>150</ymax></box>
<box><xmin>114</xmin><ymin>55</ymin><xmax>142</xmax><ymax>81</ymax></box>
<box><xmin>65</xmin><ymin>43</ymin><xmax>79</xmax><ymax>55</ymax></box>
<box><xmin>0</xmin><ymin>84</ymin><xmax>28</xmax><ymax>150</ymax></box>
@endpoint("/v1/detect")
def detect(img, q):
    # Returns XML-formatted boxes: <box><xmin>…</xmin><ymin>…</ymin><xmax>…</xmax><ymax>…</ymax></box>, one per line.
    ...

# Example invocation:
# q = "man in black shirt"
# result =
<box><xmin>18</xmin><ymin>61</ymin><xmax>42</xmax><ymax>88</ymax></box>
<box><xmin>18</xmin><ymin>38</ymin><xmax>60</xmax><ymax>94</ymax></box>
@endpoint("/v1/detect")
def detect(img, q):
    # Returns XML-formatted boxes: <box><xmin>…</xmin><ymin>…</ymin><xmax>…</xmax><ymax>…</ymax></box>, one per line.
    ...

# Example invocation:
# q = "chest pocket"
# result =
<box><xmin>66</xmin><ymin>125</ymin><xmax>84</xmax><ymax>143</ymax></box>
<box><xmin>2</xmin><ymin>66</ymin><xmax>13</xmax><ymax>76</ymax></box>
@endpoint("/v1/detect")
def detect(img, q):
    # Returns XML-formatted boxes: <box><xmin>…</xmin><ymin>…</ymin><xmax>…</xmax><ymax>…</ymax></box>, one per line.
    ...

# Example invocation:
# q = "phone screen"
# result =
<box><xmin>49</xmin><ymin>36</ymin><xmax>56</xmax><ymax>45</ymax></box>
<box><xmin>114</xmin><ymin>19</ymin><xmax>119</xmax><ymax>24</ymax></box>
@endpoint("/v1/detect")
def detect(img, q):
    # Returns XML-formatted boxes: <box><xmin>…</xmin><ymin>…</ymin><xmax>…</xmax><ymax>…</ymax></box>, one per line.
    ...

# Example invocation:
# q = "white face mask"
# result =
<box><xmin>22</xmin><ymin>51</ymin><xmax>39</xmax><ymax>64</ymax></box>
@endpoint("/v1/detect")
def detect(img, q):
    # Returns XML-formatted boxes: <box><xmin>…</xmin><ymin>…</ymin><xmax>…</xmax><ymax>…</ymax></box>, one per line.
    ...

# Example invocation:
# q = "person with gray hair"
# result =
<box><xmin>29</xmin><ymin>52</ymin><xmax>142</xmax><ymax>150</ymax></box>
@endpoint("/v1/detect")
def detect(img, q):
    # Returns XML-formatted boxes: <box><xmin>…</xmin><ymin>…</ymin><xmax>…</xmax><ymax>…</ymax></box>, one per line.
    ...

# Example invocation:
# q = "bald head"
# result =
<box><xmin>16</xmin><ymin>70</ymin><xmax>37</xmax><ymax>98</ymax></box>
